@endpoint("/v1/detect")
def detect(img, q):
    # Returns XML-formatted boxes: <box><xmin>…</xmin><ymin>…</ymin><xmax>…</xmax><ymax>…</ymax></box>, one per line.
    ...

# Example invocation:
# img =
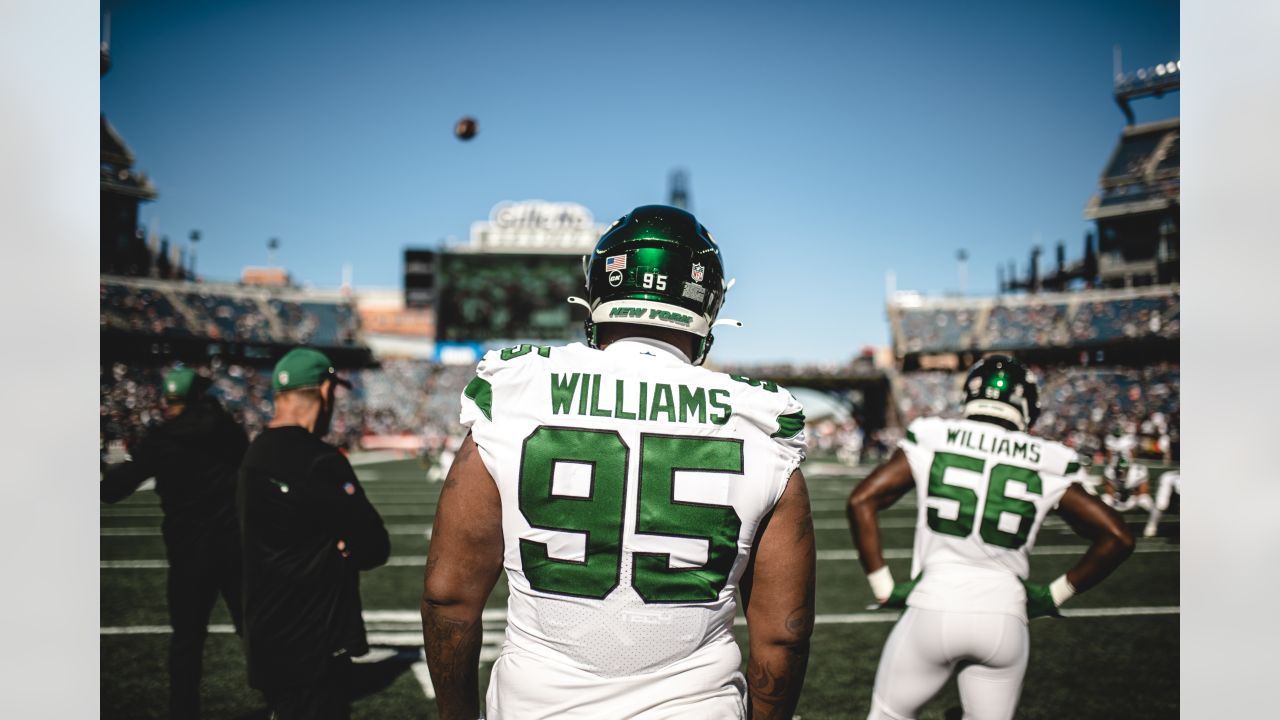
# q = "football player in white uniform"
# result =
<box><xmin>421</xmin><ymin>205</ymin><xmax>816</xmax><ymax>719</ymax></box>
<box><xmin>1143</xmin><ymin>470</ymin><xmax>1180</xmax><ymax>538</ymax></box>
<box><xmin>1100</xmin><ymin>455</ymin><xmax>1154</xmax><ymax>513</ymax></box>
<box><xmin>848</xmin><ymin>355</ymin><xmax>1135</xmax><ymax>720</ymax></box>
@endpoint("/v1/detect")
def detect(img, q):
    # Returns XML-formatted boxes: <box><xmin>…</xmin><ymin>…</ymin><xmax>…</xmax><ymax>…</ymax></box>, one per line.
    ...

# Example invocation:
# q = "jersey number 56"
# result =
<box><xmin>927</xmin><ymin>452</ymin><xmax>1042</xmax><ymax>550</ymax></box>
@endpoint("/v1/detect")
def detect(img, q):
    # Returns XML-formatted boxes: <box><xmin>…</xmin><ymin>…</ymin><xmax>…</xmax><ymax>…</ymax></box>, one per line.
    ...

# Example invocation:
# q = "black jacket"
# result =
<box><xmin>238</xmin><ymin>426</ymin><xmax>390</xmax><ymax>690</ymax></box>
<box><xmin>101</xmin><ymin>397</ymin><xmax>249</xmax><ymax>557</ymax></box>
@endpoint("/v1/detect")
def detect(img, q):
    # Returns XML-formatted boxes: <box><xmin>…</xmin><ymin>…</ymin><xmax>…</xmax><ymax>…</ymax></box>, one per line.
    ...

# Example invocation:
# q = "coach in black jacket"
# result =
<box><xmin>101</xmin><ymin>367</ymin><xmax>248</xmax><ymax>720</ymax></box>
<box><xmin>239</xmin><ymin>348</ymin><xmax>390</xmax><ymax>720</ymax></box>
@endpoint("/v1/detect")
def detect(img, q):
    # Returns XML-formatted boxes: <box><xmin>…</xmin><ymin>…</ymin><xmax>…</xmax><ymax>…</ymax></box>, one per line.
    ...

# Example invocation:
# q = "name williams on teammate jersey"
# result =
<box><xmin>942</xmin><ymin>425</ymin><xmax>1043</xmax><ymax>463</ymax></box>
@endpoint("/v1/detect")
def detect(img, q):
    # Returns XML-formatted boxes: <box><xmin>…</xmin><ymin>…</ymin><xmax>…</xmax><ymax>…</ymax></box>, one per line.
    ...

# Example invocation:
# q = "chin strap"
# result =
<box><xmin>568</xmin><ymin>296</ymin><xmax>599</xmax><ymax>348</ymax></box>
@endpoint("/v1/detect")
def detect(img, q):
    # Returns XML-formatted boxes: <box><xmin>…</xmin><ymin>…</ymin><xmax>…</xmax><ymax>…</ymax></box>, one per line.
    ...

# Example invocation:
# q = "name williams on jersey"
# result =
<box><xmin>550</xmin><ymin>372</ymin><xmax>732</xmax><ymax>426</ymax></box>
<box><xmin>943</xmin><ymin>425</ymin><xmax>1042</xmax><ymax>463</ymax></box>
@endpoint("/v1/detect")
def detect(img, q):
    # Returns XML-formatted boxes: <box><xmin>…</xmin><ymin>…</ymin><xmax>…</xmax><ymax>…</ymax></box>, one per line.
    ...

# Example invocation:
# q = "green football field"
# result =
<box><xmin>101</xmin><ymin>458</ymin><xmax>1179</xmax><ymax>719</ymax></box>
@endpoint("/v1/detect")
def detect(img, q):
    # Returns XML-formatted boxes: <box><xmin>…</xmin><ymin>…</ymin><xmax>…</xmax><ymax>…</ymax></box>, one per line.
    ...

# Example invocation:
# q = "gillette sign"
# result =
<box><xmin>470</xmin><ymin>200</ymin><xmax>605</xmax><ymax>253</ymax></box>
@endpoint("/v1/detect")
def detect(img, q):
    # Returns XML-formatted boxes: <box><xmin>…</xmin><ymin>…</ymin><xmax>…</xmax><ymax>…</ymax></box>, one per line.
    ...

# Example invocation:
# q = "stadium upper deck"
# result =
<box><xmin>886</xmin><ymin>284</ymin><xmax>1178</xmax><ymax>356</ymax></box>
<box><xmin>100</xmin><ymin>275</ymin><xmax>360</xmax><ymax>349</ymax></box>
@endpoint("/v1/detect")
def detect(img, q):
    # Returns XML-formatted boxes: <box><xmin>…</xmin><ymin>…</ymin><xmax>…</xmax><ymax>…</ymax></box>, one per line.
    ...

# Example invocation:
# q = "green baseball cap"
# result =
<box><xmin>272</xmin><ymin>347</ymin><xmax>351</xmax><ymax>392</ymax></box>
<box><xmin>162</xmin><ymin>368</ymin><xmax>197</xmax><ymax>400</ymax></box>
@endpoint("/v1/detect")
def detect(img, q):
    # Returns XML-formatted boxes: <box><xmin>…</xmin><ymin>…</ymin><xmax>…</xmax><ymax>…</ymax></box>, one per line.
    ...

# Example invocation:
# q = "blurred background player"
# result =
<box><xmin>1100</xmin><ymin>454</ymin><xmax>1154</xmax><ymax>513</ymax></box>
<box><xmin>238</xmin><ymin>348</ymin><xmax>390</xmax><ymax>720</ymax></box>
<box><xmin>847</xmin><ymin>355</ymin><xmax>1134</xmax><ymax>720</ymax></box>
<box><xmin>100</xmin><ymin>367</ymin><xmax>248</xmax><ymax>720</ymax></box>
<box><xmin>1144</xmin><ymin>470</ymin><xmax>1180</xmax><ymax>538</ymax></box>
<box><xmin>421</xmin><ymin>205</ymin><xmax>815</xmax><ymax>719</ymax></box>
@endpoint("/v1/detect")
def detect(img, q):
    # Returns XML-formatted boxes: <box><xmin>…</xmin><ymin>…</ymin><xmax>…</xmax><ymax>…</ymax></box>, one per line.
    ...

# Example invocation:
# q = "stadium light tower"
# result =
<box><xmin>268</xmin><ymin>236</ymin><xmax>280</xmax><ymax>267</ymax></box>
<box><xmin>189</xmin><ymin>229</ymin><xmax>200</xmax><ymax>280</ymax></box>
<box><xmin>669</xmin><ymin>169</ymin><xmax>690</xmax><ymax>210</ymax></box>
<box><xmin>1112</xmin><ymin>46</ymin><xmax>1181</xmax><ymax>125</ymax></box>
<box><xmin>957</xmin><ymin>249</ymin><xmax>969</xmax><ymax>295</ymax></box>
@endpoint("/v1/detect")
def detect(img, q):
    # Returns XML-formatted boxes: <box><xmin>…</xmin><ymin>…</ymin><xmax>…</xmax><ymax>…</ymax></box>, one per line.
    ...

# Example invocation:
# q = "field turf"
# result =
<box><xmin>101</xmin><ymin>458</ymin><xmax>1178</xmax><ymax>719</ymax></box>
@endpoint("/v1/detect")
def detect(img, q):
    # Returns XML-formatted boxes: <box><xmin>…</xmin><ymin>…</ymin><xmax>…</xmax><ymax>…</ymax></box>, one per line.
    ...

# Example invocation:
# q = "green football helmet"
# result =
<box><xmin>569</xmin><ymin>205</ymin><xmax>737</xmax><ymax>364</ymax></box>
<box><xmin>961</xmin><ymin>354</ymin><xmax>1041</xmax><ymax>431</ymax></box>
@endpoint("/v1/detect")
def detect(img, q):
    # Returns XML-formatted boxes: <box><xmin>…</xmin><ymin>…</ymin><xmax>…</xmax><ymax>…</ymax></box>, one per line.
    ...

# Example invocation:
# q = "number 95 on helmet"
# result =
<box><xmin>568</xmin><ymin>205</ymin><xmax>739</xmax><ymax>365</ymax></box>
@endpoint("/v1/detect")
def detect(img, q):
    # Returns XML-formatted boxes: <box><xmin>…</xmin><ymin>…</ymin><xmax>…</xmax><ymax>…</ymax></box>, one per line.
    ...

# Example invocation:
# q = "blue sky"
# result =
<box><xmin>100</xmin><ymin>0</ymin><xmax>1178</xmax><ymax>363</ymax></box>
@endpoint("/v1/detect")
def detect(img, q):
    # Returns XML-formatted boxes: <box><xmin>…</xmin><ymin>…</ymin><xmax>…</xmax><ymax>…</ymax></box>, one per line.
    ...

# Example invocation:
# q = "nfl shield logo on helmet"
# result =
<box><xmin>691</xmin><ymin>263</ymin><xmax>705</xmax><ymax>281</ymax></box>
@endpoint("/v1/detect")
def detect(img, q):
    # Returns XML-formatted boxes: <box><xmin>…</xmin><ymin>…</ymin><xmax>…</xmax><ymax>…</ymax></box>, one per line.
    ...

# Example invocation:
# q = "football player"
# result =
<box><xmin>1143</xmin><ymin>470</ymin><xmax>1180</xmax><ymax>538</ymax></box>
<box><xmin>847</xmin><ymin>355</ymin><xmax>1134</xmax><ymax>720</ymax></box>
<box><xmin>421</xmin><ymin>206</ymin><xmax>815</xmax><ymax>719</ymax></box>
<box><xmin>1100</xmin><ymin>455</ymin><xmax>1154</xmax><ymax>513</ymax></box>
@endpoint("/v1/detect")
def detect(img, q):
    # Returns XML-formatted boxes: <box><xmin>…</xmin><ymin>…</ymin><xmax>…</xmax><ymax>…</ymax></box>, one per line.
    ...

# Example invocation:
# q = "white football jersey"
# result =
<box><xmin>1104</xmin><ymin>461</ymin><xmax>1150</xmax><ymax>491</ymax></box>
<box><xmin>459</xmin><ymin>338</ymin><xmax>806</xmax><ymax>718</ymax></box>
<box><xmin>898</xmin><ymin>416</ymin><xmax>1083</xmax><ymax>619</ymax></box>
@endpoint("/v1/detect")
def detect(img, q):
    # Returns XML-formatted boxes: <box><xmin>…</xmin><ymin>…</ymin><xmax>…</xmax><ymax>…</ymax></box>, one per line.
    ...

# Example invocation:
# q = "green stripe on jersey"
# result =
<box><xmin>905</xmin><ymin>430</ymin><xmax>917</xmax><ymax>444</ymax></box>
<box><xmin>1066</xmin><ymin>461</ymin><xmax>1081</xmax><ymax>474</ymax></box>
<box><xmin>464</xmin><ymin>376</ymin><xmax>493</xmax><ymax>421</ymax></box>
<box><xmin>772</xmin><ymin>410</ymin><xmax>806</xmax><ymax>439</ymax></box>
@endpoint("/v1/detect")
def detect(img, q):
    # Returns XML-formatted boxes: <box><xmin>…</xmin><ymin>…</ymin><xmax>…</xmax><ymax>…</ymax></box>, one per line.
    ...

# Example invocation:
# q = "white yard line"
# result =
<box><xmin>102</xmin><ymin>541</ymin><xmax>1178</xmax><ymax>569</ymax></box>
<box><xmin>410</xmin><ymin>660</ymin><xmax>435</xmax><ymax>699</ymax></box>
<box><xmin>99</xmin><ymin>603</ymin><xmax>1179</xmax><ymax>637</ymax></box>
<box><xmin>814</xmin><ymin>543</ymin><xmax>1178</xmax><ymax>561</ymax></box>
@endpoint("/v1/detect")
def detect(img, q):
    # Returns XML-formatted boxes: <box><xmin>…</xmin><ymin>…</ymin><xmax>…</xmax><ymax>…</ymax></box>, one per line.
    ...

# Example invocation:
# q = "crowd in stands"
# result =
<box><xmin>101</xmin><ymin>284</ymin><xmax>190</xmax><ymax>336</ymax></box>
<box><xmin>897</xmin><ymin>308</ymin><xmax>978</xmax><ymax>354</ymax></box>
<box><xmin>101</xmin><ymin>280</ymin><xmax>358</xmax><ymax>347</ymax></box>
<box><xmin>894</xmin><ymin>291</ymin><xmax>1179</xmax><ymax>353</ymax></box>
<box><xmin>979</xmin><ymin>303</ymin><xmax>1070</xmax><ymax>349</ymax></box>
<box><xmin>101</xmin><ymin>359</ymin><xmax>473</xmax><ymax>457</ymax></box>
<box><xmin>1069</xmin><ymin>296</ymin><xmax>1179</xmax><ymax>343</ymax></box>
<box><xmin>894</xmin><ymin>363</ymin><xmax>1179</xmax><ymax>463</ymax></box>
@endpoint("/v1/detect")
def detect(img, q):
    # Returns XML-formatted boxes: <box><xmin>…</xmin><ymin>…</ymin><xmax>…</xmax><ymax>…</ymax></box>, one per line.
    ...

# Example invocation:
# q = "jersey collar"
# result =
<box><xmin>603</xmin><ymin>337</ymin><xmax>692</xmax><ymax>364</ymax></box>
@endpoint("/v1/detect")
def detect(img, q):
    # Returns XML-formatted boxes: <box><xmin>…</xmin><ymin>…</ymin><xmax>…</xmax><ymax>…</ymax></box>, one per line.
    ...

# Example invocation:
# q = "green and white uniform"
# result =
<box><xmin>459</xmin><ymin>338</ymin><xmax>806</xmax><ymax>719</ymax></box>
<box><xmin>868</xmin><ymin>416</ymin><xmax>1083</xmax><ymax>720</ymax></box>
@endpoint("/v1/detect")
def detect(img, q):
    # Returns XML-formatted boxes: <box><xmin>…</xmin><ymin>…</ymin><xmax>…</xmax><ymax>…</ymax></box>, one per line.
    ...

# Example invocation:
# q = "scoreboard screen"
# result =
<box><xmin>435</xmin><ymin>252</ymin><xmax>588</xmax><ymax>342</ymax></box>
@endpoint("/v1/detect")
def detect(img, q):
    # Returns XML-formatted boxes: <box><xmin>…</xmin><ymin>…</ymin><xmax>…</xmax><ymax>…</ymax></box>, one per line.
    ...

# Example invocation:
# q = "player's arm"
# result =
<box><xmin>313</xmin><ymin>455</ymin><xmax>391</xmax><ymax>570</ymax></box>
<box><xmin>1025</xmin><ymin>485</ymin><xmax>1135</xmax><ymax>617</ymax></box>
<box><xmin>421</xmin><ymin>433</ymin><xmax>503</xmax><ymax>720</ymax></box>
<box><xmin>1054</xmin><ymin>484</ymin><xmax>1136</xmax><ymax>593</ymax></box>
<box><xmin>846</xmin><ymin>448</ymin><xmax>915</xmax><ymax>603</ymax></box>
<box><xmin>743</xmin><ymin>468</ymin><xmax>815</xmax><ymax>720</ymax></box>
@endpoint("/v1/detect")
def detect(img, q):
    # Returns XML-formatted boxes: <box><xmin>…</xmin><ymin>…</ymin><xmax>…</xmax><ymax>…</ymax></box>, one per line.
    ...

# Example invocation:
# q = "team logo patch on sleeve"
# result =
<box><xmin>342</xmin><ymin>482</ymin><xmax>356</xmax><ymax>496</ymax></box>
<box><xmin>605</xmin><ymin>255</ymin><xmax>627</xmax><ymax>271</ymax></box>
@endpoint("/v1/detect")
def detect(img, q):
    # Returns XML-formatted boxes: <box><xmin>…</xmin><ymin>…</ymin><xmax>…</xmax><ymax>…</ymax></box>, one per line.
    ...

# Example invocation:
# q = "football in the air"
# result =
<box><xmin>454</xmin><ymin>116</ymin><xmax>478</xmax><ymax>141</ymax></box>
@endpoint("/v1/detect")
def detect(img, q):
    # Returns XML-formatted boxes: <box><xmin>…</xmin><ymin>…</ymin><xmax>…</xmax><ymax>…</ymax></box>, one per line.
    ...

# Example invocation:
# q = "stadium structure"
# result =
<box><xmin>882</xmin><ymin>57</ymin><xmax>1179</xmax><ymax>464</ymax></box>
<box><xmin>100</xmin><ymin>198</ymin><xmax>605</xmax><ymax>456</ymax></box>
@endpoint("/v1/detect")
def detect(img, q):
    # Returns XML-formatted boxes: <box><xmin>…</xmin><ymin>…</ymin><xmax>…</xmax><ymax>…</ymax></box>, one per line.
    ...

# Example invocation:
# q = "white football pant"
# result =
<box><xmin>867</xmin><ymin>607</ymin><xmax>1029</xmax><ymax>720</ymax></box>
<box><xmin>1144</xmin><ymin>472</ymin><xmax>1180</xmax><ymax>537</ymax></box>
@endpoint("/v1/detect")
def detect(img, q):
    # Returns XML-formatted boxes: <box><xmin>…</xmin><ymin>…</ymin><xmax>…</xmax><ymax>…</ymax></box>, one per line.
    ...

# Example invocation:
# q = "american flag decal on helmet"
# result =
<box><xmin>605</xmin><ymin>255</ymin><xmax>627</xmax><ymax>272</ymax></box>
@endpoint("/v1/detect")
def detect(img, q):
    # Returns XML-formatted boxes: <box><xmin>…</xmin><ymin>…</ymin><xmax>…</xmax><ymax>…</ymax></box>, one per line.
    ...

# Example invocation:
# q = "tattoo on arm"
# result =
<box><xmin>421</xmin><ymin>584</ymin><xmax>483</xmax><ymax>719</ymax></box>
<box><xmin>747</xmin><ymin>611</ymin><xmax>811</xmax><ymax>720</ymax></box>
